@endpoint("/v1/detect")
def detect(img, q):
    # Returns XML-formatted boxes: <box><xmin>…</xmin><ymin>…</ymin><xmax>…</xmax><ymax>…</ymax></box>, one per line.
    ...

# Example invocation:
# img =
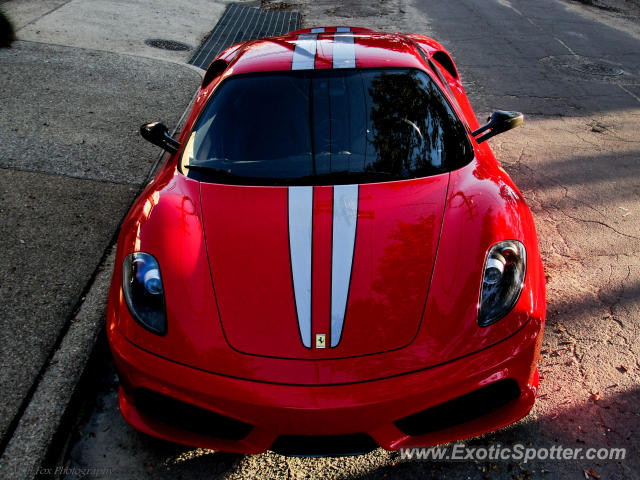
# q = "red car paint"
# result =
<box><xmin>107</xmin><ymin>27</ymin><xmax>545</xmax><ymax>453</ymax></box>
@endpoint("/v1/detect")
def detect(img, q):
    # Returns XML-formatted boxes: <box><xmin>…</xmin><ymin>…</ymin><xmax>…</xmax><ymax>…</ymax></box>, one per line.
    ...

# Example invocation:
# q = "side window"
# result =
<box><xmin>428</xmin><ymin>58</ymin><xmax>479</xmax><ymax>131</ymax></box>
<box><xmin>428</xmin><ymin>59</ymin><xmax>464</xmax><ymax>119</ymax></box>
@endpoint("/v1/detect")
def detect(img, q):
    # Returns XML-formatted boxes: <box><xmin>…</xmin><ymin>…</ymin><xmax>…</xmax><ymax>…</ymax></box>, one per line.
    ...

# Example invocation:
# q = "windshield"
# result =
<box><xmin>180</xmin><ymin>68</ymin><xmax>473</xmax><ymax>185</ymax></box>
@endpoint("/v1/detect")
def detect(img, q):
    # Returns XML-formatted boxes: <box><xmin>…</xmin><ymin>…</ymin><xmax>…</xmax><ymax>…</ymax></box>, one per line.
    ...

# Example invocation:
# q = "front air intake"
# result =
<box><xmin>394</xmin><ymin>379</ymin><xmax>521</xmax><ymax>436</ymax></box>
<box><xmin>270</xmin><ymin>433</ymin><xmax>378</xmax><ymax>457</ymax></box>
<box><xmin>134</xmin><ymin>388</ymin><xmax>253</xmax><ymax>441</ymax></box>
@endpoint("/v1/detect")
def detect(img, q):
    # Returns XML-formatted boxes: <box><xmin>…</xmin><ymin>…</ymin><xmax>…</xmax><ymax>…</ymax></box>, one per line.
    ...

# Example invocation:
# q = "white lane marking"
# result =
<box><xmin>330</xmin><ymin>184</ymin><xmax>359</xmax><ymax>347</ymax></box>
<box><xmin>333</xmin><ymin>33</ymin><xmax>356</xmax><ymax>68</ymax></box>
<box><xmin>288</xmin><ymin>186</ymin><xmax>314</xmax><ymax>348</ymax></box>
<box><xmin>496</xmin><ymin>0</ymin><xmax>523</xmax><ymax>16</ymax></box>
<box><xmin>292</xmin><ymin>33</ymin><xmax>318</xmax><ymax>70</ymax></box>
<box><xmin>555</xmin><ymin>37</ymin><xmax>578</xmax><ymax>57</ymax></box>
<box><xmin>619</xmin><ymin>84</ymin><xmax>640</xmax><ymax>105</ymax></box>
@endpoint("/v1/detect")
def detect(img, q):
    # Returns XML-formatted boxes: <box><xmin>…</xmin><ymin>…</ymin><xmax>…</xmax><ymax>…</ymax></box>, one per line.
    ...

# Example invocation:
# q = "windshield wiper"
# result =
<box><xmin>183</xmin><ymin>165</ymin><xmax>402</xmax><ymax>186</ymax></box>
<box><xmin>184</xmin><ymin>164</ymin><xmax>232</xmax><ymax>176</ymax></box>
<box><xmin>292</xmin><ymin>170</ymin><xmax>399</xmax><ymax>185</ymax></box>
<box><xmin>184</xmin><ymin>164</ymin><xmax>280</xmax><ymax>185</ymax></box>
<box><xmin>184</xmin><ymin>163</ymin><xmax>248</xmax><ymax>183</ymax></box>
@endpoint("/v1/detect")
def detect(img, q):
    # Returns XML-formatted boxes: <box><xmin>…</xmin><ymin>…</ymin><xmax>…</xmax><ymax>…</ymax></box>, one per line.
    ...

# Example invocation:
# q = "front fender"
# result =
<box><xmin>414</xmin><ymin>156</ymin><xmax>545</xmax><ymax>362</ymax></box>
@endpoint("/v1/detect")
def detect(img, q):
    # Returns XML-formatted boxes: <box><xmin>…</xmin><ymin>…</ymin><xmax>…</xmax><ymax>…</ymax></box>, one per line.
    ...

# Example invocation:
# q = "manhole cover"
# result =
<box><xmin>145</xmin><ymin>39</ymin><xmax>192</xmax><ymax>51</ymax></box>
<box><xmin>539</xmin><ymin>54</ymin><xmax>635</xmax><ymax>85</ymax></box>
<box><xmin>568</xmin><ymin>61</ymin><xmax>624</xmax><ymax>77</ymax></box>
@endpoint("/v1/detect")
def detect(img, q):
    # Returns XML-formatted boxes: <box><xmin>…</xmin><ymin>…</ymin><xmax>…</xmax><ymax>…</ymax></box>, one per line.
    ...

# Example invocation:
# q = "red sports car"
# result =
<box><xmin>107</xmin><ymin>26</ymin><xmax>545</xmax><ymax>456</ymax></box>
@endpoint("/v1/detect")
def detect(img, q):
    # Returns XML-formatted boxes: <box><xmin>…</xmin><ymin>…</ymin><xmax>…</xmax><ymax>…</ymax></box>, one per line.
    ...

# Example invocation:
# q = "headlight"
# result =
<box><xmin>478</xmin><ymin>240</ymin><xmax>526</xmax><ymax>327</ymax></box>
<box><xmin>122</xmin><ymin>252</ymin><xmax>167</xmax><ymax>335</ymax></box>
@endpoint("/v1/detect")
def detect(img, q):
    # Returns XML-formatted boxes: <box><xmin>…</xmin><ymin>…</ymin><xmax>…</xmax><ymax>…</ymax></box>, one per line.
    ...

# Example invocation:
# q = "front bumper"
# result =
<box><xmin>109</xmin><ymin>317</ymin><xmax>543</xmax><ymax>454</ymax></box>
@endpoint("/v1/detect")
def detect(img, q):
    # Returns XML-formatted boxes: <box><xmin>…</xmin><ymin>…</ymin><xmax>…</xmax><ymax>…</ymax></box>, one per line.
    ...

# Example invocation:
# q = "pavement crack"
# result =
<box><xmin>515</xmin><ymin>162</ymin><xmax>611</xmax><ymax>223</ymax></box>
<box><xmin>284</xmin><ymin>456</ymin><xmax>292</xmax><ymax>480</ymax></box>
<box><xmin>570</xmin><ymin>343</ymin><xmax>591</xmax><ymax>395</ymax></box>
<box><xmin>15</xmin><ymin>1</ymin><xmax>74</xmax><ymax>33</ymax></box>
<box><xmin>557</xmin><ymin>210</ymin><xmax>640</xmax><ymax>240</ymax></box>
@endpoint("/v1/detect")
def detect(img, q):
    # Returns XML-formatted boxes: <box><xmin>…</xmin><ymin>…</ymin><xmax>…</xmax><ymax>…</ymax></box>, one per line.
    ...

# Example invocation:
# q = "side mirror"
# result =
<box><xmin>140</xmin><ymin>122</ymin><xmax>181</xmax><ymax>155</ymax></box>
<box><xmin>472</xmin><ymin>110</ymin><xmax>524</xmax><ymax>144</ymax></box>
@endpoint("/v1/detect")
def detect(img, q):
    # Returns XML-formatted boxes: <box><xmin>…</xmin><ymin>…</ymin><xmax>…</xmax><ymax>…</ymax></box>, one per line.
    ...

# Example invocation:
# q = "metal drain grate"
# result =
<box><xmin>189</xmin><ymin>3</ymin><xmax>301</xmax><ymax>69</ymax></box>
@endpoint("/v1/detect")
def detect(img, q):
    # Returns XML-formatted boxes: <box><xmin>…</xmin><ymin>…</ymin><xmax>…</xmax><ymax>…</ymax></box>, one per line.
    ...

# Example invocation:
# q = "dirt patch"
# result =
<box><xmin>570</xmin><ymin>0</ymin><xmax>640</xmax><ymax>18</ymax></box>
<box><xmin>261</xmin><ymin>0</ymin><xmax>296</xmax><ymax>11</ymax></box>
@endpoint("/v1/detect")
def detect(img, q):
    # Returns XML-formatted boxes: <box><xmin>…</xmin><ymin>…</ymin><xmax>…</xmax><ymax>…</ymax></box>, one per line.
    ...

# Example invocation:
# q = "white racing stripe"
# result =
<box><xmin>288</xmin><ymin>187</ymin><xmax>314</xmax><ymax>347</ymax></box>
<box><xmin>332</xmin><ymin>32</ymin><xmax>356</xmax><ymax>68</ymax></box>
<box><xmin>291</xmin><ymin>33</ymin><xmax>318</xmax><ymax>70</ymax></box>
<box><xmin>330</xmin><ymin>184</ymin><xmax>359</xmax><ymax>346</ymax></box>
<box><xmin>289</xmin><ymin>27</ymin><xmax>358</xmax><ymax>348</ymax></box>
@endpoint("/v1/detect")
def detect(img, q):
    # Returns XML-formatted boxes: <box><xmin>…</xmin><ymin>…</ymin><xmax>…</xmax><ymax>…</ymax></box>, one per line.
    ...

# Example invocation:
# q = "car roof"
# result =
<box><xmin>219</xmin><ymin>27</ymin><xmax>433</xmax><ymax>75</ymax></box>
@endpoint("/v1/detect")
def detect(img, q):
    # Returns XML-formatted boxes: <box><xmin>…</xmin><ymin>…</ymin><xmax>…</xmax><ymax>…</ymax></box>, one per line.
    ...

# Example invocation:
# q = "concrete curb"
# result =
<box><xmin>16</xmin><ymin>37</ymin><xmax>207</xmax><ymax>78</ymax></box>
<box><xmin>0</xmin><ymin>249</ymin><xmax>115</xmax><ymax>480</ymax></box>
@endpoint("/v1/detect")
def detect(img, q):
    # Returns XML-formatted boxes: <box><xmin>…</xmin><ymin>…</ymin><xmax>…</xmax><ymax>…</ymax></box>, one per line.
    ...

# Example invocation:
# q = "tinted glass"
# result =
<box><xmin>182</xmin><ymin>68</ymin><xmax>472</xmax><ymax>185</ymax></box>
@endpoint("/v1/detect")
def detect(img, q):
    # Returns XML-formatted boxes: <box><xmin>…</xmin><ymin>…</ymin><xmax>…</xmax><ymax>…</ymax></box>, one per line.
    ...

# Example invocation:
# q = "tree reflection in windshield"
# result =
<box><xmin>367</xmin><ymin>70</ymin><xmax>464</xmax><ymax>178</ymax></box>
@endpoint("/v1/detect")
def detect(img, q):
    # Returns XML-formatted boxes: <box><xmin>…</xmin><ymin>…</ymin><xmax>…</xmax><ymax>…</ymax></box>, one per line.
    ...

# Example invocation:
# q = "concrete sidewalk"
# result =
<box><xmin>0</xmin><ymin>0</ymin><xmax>240</xmax><ymax>476</ymax></box>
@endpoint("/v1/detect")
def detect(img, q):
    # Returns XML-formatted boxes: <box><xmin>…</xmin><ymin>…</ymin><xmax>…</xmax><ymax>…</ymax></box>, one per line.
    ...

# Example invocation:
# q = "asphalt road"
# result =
<box><xmin>58</xmin><ymin>0</ymin><xmax>640</xmax><ymax>479</ymax></box>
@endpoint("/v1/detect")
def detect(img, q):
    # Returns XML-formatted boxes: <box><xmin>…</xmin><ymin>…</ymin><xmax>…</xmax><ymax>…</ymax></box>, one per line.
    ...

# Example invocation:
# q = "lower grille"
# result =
<box><xmin>271</xmin><ymin>433</ymin><xmax>378</xmax><ymax>457</ymax></box>
<box><xmin>394</xmin><ymin>379</ymin><xmax>521</xmax><ymax>436</ymax></box>
<box><xmin>133</xmin><ymin>388</ymin><xmax>253</xmax><ymax>441</ymax></box>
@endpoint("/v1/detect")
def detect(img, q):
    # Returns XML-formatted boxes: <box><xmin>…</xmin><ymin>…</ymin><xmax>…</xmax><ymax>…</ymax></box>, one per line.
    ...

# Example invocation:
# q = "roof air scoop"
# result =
<box><xmin>202</xmin><ymin>59</ymin><xmax>228</xmax><ymax>89</ymax></box>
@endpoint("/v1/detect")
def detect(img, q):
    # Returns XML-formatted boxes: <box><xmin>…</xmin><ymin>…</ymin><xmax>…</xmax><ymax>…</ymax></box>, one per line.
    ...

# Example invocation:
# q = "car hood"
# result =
<box><xmin>199</xmin><ymin>174</ymin><xmax>449</xmax><ymax>359</ymax></box>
